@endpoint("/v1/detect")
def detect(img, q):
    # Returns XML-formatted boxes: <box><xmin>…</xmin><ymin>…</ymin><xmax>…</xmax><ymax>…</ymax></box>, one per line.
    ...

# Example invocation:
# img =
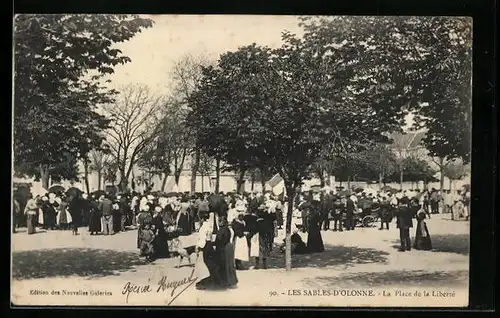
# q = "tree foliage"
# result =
<box><xmin>442</xmin><ymin>161</ymin><xmax>469</xmax><ymax>181</ymax></box>
<box><xmin>299</xmin><ymin>16</ymin><xmax>472</xmax><ymax>162</ymax></box>
<box><xmin>13</xmin><ymin>14</ymin><xmax>153</xmax><ymax>188</ymax></box>
<box><xmin>400</xmin><ymin>156</ymin><xmax>438</xmax><ymax>183</ymax></box>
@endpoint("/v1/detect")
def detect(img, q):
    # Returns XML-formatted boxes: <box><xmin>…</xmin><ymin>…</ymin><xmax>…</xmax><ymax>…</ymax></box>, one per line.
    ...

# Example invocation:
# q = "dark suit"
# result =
<box><xmin>320</xmin><ymin>194</ymin><xmax>333</xmax><ymax>230</ymax></box>
<box><xmin>396</xmin><ymin>204</ymin><xmax>413</xmax><ymax>251</ymax></box>
<box><xmin>332</xmin><ymin>201</ymin><xmax>344</xmax><ymax>231</ymax></box>
<box><xmin>345</xmin><ymin>199</ymin><xmax>356</xmax><ymax>230</ymax></box>
<box><xmin>379</xmin><ymin>201</ymin><xmax>391</xmax><ymax>230</ymax></box>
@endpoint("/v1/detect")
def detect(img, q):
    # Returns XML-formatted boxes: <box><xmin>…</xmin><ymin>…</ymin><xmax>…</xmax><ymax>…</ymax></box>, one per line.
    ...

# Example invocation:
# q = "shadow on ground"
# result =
<box><xmin>390</xmin><ymin>234</ymin><xmax>469</xmax><ymax>255</ymax></box>
<box><xmin>12</xmin><ymin>248</ymin><xmax>149</xmax><ymax>280</ymax></box>
<box><xmin>302</xmin><ymin>269</ymin><xmax>469</xmax><ymax>288</ymax></box>
<box><xmin>263</xmin><ymin>244</ymin><xmax>389</xmax><ymax>269</ymax></box>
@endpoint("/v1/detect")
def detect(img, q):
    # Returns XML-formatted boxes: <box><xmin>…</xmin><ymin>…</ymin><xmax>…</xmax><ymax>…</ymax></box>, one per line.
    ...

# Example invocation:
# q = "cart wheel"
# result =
<box><xmin>362</xmin><ymin>215</ymin><xmax>375</xmax><ymax>228</ymax></box>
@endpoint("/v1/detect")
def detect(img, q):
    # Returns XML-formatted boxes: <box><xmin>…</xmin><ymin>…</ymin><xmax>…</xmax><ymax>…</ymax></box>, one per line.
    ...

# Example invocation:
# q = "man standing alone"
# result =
<box><xmin>98</xmin><ymin>195</ymin><xmax>114</xmax><ymax>235</ymax></box>
<box><xmin>396</xmin><ymin>197</ymin><xmax>413</xmax><ymax>252</ymax></box>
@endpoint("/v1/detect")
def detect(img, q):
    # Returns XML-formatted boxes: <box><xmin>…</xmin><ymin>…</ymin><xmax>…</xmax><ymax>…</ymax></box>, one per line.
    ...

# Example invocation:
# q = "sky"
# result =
<box><xmin>107</xmin><ymin>15</ymin><xmax>304</xmax><ymax>94</ymax></box>
<box><xmin>106</xmin><ymin>15</ymin><xmax>416</xmax><ymax>129</ymax></box>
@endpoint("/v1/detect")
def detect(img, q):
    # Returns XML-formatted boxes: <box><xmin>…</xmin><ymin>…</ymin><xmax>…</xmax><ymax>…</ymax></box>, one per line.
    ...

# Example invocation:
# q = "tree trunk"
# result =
<box><xmin>347</xmin><ymin>176</ymin><xmax>351</xmax><ymax>193</ymax></box>
<box><xmin>399</xmin><ymin>166</ymin><xmax>404</xmax><ymax>190</ymax></box>
<box><xmin>251</xmin><ymin>175</ymin><xmax>255</xmax><ymax>191</ymax></box>
<box><xmin>174</xmin><ymin>169</ymin><xmax>181</xmax><ymax>186</ymax></box>
<box><xmin>284</xmin><ymin>182</ymin><xmax>296</xmax><ymax>271</ymax></box>
<box><xmin>190</xmin><ymin>148</ymin><xmax>200</xmax><ymax>195</ymax></box>
<box><xmin>378</xmin><ymin>172</ymin><xmax>383</xmax><ymax>188</ymax></box>
<box><xmin>201</xmin><ymin>171</ymin><xmax>205</xmax><ymax>193</ymax></box>
<box><xmin>97</xmin><ymin>170</ymin><xmax>102</xmax><ymax>191</ymax></box>
<box><xmin>259</xmin><ymin>166</ymin><xmax>268</xmax><ymax>193</ymax></box>
<box><xmin>83</xmin><ymin>160</ymin><xmax>90</xmax><ymax>194</ymax></box>
<box><xmin>237</xmin><ymin>168</ymin><xmax>246</xmax><ymax>194</ymax></box>
<box><xmin>215</xmin><ymin>158</ymin><xmax>221</xmax><ymax>193</ymax></box>
<box><xmin>39</xmin><ymin>164</ymin><xmax>50</xmax><ymax>190</ymax></box>
<box><xmin>119</xmin><ymin>167</ymin><xmax>128</xmax><ymax>192</ymax></box>
<box><xmin>161</xmin><ymin>172</ymin><xmax>169</xmax><ymax>192</ymax></box>
<box><xmin>439</xmin><ymin>157</ymin><xmax>445</xmax><ymax>191</ymax></box>
<box><xmin>319</xmin><ymin>173</ymin><xmax>325</xmax><ymax>187</ymax></box>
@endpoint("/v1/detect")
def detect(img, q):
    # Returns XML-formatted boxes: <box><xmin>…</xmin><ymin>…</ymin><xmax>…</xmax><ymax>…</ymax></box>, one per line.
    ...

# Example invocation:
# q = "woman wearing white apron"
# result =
<box><xmin>231</xmin><ymin>212</ymin><xmax>249</xmax><ymax>270</ymax></box>
<box><xmin>243</xmin><ymin>208</ymin><xmax>259</xmax><ymax>268</ymax></box>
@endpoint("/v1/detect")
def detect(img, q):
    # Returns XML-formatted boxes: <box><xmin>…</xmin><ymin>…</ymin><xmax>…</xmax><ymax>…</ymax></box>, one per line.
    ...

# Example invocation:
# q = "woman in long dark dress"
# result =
<box><xmin>42</xmin><ymin>197</ymin><xmax>57</xmax><ymax>230</ymax></box>
<box><xmin>413</xmin><ymin>211</ymin><xmax>432</xmax><ymax>250</ymax></box>
<box><xmin>306</xmin><ymin>202</ymin><xmax>325</xmax><ymax>253</ymax></box>
<box><xmin>215</xmin><ymin>216</ymin><xmax>238</xmax><ymax>288</ymax></box>
<box><xmin>88</xmin><ymin>196</ymin><xmax>102</xmax><ymax>235</ymax></box>
<box><xmin>176</xmin><ymin>198</ymin><xmax>192</xmax><ymax>236</ymax></box>
<box><xmin>196</xmin><ymin>213</ymin><xmax>224</xmax><ymax>290</ymax></box>
<box><xmin>151</xmin><ymin>206</ymin><xmax>170</xmax><ymax>259</ymax></box>
<box><xmin>68</xmin><ymin>196</ymin><xmax>83</xmax><ymax>235</ymax></box>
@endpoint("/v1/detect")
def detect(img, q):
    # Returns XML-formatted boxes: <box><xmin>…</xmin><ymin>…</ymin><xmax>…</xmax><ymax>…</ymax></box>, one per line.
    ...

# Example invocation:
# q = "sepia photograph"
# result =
<box><xmin>11</xmin><ymin>14</ymin><xmax>472</xmax><ymax>307</ymax></box>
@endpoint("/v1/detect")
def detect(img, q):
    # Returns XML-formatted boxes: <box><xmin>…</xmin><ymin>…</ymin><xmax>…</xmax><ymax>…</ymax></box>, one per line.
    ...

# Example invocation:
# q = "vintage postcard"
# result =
<box><xmin>11</xmin><ymin>14</ymin><xmax>471</xmax><ymax>307</ymax></box>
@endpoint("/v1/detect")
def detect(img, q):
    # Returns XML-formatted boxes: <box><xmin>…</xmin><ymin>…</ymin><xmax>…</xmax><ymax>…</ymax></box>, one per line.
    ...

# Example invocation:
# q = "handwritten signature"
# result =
<box><xmin>122</xmin><ymin>267</ymin><xmax>198</xmax><ymax>305</ymax></box>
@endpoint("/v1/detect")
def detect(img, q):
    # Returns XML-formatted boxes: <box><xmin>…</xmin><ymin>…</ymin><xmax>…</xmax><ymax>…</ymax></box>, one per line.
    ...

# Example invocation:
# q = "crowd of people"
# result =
<box><xmin>12</xmin><ymin>184</ymin><xmax>470</xmax><ymax>290</ymax></box>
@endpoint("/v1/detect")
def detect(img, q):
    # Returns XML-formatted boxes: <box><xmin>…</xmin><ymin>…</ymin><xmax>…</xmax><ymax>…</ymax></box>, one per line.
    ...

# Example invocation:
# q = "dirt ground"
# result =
<box><xmin>11</xmin><ymin>214</ymin><xmax>469</xmax><ymax>307</ymax></box>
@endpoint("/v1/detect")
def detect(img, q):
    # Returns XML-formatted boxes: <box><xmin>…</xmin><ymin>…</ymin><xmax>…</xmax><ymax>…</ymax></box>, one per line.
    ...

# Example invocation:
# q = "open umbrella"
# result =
<box><xmin>91</xmin><ymin>190</ymin><xmax>106</xmax><ymax>199</ymax></box>
<box><xmin>354</xmin><ymin>187</ymin><xmax>364</xmax><ymax>194</ymax></box>
<box><xmin>66</xmin><ymin>187</ymin><xmax>83</xmax><ymax>200</ymax></box>
<box><xmin>48</xmin><ymin>185</ymin><xmax>65</xmax><ymax>195</ymax></box>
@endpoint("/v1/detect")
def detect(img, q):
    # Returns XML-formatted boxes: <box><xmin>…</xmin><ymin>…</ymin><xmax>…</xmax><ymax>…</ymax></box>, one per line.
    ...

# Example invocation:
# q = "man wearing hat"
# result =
<box><xmin>117</xmin><ymin>194</ymin><xmax>130</xmax><ymax>232</ymax></box>
<box><xmin>320</xmin><ymin>191</ymin><xmax>333</xmax><ymax>231</ymax></box>
<box><xmin>98</xmin><ymin>194</ymin><xmax>114</xmax><ymax>235</ymax></box>
<box><xmin>396</xmin><ymin>197</ymin><xmax>413</xmax><ymax>252</ymax></box>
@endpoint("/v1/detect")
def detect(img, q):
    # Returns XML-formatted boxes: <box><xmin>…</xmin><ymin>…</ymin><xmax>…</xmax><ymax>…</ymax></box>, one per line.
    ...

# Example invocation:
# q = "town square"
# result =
<box><xmin>12</xmin><ymin>15</ymin><xmax>471</xmax><ymax>307</ymax></box>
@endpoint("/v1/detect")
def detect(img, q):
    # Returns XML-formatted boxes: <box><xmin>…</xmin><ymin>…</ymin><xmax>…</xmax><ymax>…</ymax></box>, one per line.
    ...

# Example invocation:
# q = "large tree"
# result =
<box><xmin>399</xmin><ymin>156</ymin><xmax>438</xmax><ymax>188</ymax></box>
<box><xmin>188</xmin><ymin>44</ymin><xmax>273</xmax><ymax>194</ymax></box>
<box><xmin>300</xmin><ymin>16</ymin><xmax>472</xmax><ymax>163</ymax></box>
<box><xmin>191</xmin><ymin>33</ymin><xmax>406</xmax><ymax>270</ymax></box>
<box><xmin>13</xmin><ymin>14</ymin><xmax>153</xmax><ymax>189</ymax></box>
<box><xmin>102</xmin><ymin>83</ymin><xmax>164</xmax><ymax>192</ymax></box>
<box><xmin>442</xmin><ymin>161</ymin><xmax>469</xmax><ymax>190</ymax></box>
<box><xmin>88</xmin><ymin>147</ymin><xmax>113</xmax><ymax>192</ymax></box>
<box><xmin>169</xmin><ymin>54</ymin><xmax>213</xmax><ymax>194</ymax></box>
<box><xmin>409</xmin><ymin>18</ymin><xmax>472</xmax><ymax>163</ymax></box>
